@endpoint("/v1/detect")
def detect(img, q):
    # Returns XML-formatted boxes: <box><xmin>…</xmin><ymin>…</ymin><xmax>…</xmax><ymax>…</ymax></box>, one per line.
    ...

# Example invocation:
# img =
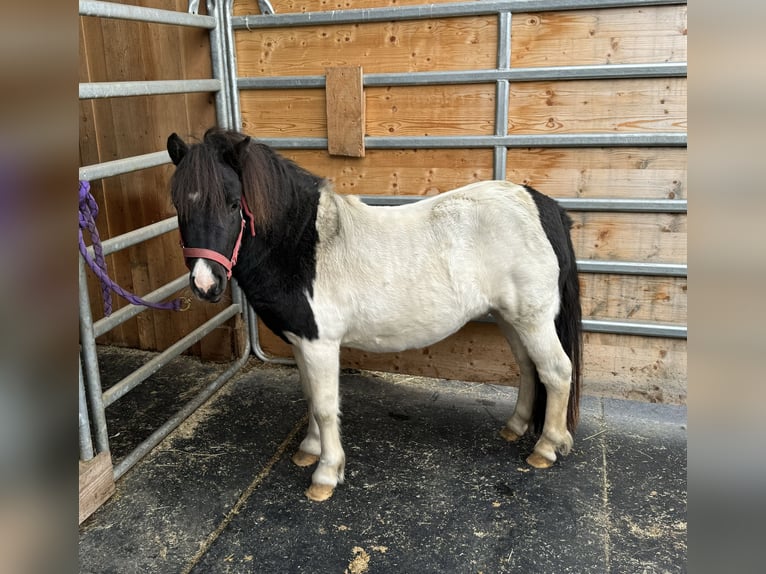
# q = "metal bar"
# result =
<box><xmin>238</xmin><ymin>75</ymin><xmax>325</xmax><ymax>89</ymax></box>
<box><xmin>582</xmin><ymin>318</ymin><xmax>687</xmax><ymax>338</ymax></box>
<box><xmin>79</xmin><ymin>79</ymin><xmax>221</xmax><ymax>100</ymax></box>
<box><xmin>557</xmin><ymin>198</ymin><xmax>687</xmax><ymax>212</ymax></box>
<box><xmin>85</xmin><ymin>216</ymin><xmax>178</xmax><ymax>258</ymax></box>
<box><xmin>80</xmin><ymin>0</ymin><xmax>217</xmax><ymax>28</ymax></box>
<box><xmin>208</xmin><ymin>0</ymin><xmax>231</xmax><ymax>127</ymax></box>
<box><xmin>494</xmin><ymin>12</ymin><xmax>511</xmax><ymax>179</ymax></box>
<box><xmin>358</xmin><ymin>195</ymin><xmax>686</xmax><ymax>213</ymax></box>
<box><xmin>473</xmin><ymin>313</ymin><xmax>686</xmax><ymax>338</ymax></box>
<box><xmin>79</xmin><ymin>151</ymin><xmax>170</xmax><ymax>181</ymax></box>
<box><xmin>576</xmin><ymin>260</ymin><xmax>686</xmax><ymax>276</ymax></box>
<box><xmin>233</xmin><ymin>1</ymin><xmax>515</xmax><ymax>29</ymax></box>
<box><xmin>103</xmin><ymin>304</ymin><xmax>241</xmax><ymax>407</ymax></box>
<box><xmin>233</xmin><ymin>1</ymin><xmax>686</xmax><ymax>29</ymax></box>
<box><xmin>92</xmin><ymin>275</ymin><xmax>189</xmax><ymax>338</ymax></box>
<box><xmin>79</xmin><ymin>356</ymin><xmax>95</xmax><ymax>461</ymax></box>
<box><xmin>386</xmin><ymin>60</ymin><xmax>683</xmax><ymax>85</ymax></box>
<box><xmin>79</xmin><ymin>257</ymin><xmax>110</xmax><ymax>454</ymax></box>
<box><xmin>248</xmin><ymin>306</ymin><xmax>298</xmax><ymax>366</ymax></box>
<box><xmin>113</xmin><ymin>343</ymin><xmax>249</xmax><ymax>479</ymax></box>
<box><xmin>260</xmin><ymin>133</ymin><xmax>687</xmax><ymax>149</ymax></box>
<box><xmin>365</xmin><ymin>133</ymin><xmax>688</xmax><ymax>148</ymax></box>
<box><xmin>223</xmin><ymin>0</ymin><xmax>242</xmax><ymax>129</ymax></box>
<box><xmin>237</xmin><ymin>63</ymin><xmax>686</xmax><ymax>90</ymax></box>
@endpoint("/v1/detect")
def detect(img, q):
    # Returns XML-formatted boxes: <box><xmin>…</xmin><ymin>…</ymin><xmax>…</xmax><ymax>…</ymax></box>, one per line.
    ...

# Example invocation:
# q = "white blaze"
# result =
<box><xmin>191</xmin><ymin>259</ymin><xmax>216</xmax><ymax>293</ymax></box>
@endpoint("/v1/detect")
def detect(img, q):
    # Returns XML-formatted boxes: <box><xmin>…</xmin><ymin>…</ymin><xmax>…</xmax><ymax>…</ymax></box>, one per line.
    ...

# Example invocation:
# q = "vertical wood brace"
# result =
<box><xmin>326</xmin><ymin>66</ymin><xmax>366</xmax><ymax>157</ymax></box>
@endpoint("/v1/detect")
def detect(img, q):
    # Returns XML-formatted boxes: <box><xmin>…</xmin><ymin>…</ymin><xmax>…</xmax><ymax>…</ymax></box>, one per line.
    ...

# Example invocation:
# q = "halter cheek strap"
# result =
<box><xmin>181</xmin><ymin>194</ymin><xmax>256</xmax><ymax>280</ymax></box>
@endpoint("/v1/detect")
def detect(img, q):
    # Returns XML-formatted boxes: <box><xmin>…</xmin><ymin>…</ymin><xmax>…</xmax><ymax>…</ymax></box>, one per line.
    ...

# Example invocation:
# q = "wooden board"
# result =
<box><xmin>366</xmin><ymin>84</ymin><xmax>495</xmax><ymax>136</ymax></box>
<box><xmin>240</xmin><ymin>84</ymin><xmax>497</xmax><ymax>137</ymax></box>
<box><xmin>580</xmin><ymin>274</ymin><xmax>687</xmax><ymax>324</ymax></box>
<box><xmin>326</xmin><ymin>66</ymin><xmax>366</xmax><ymax>157</ymax></box>
<box><xmin>79</xmin><ymin>452</ymin><xmax>115</xmax><ymax>524</ymax></box>
<box><xmin>507</xmin><ymin>78</ymin><xmax>686</xmax><ymax>134</ymax></box>
<box><xmin>235</xmin><ymin>15</ymin><xmax>497</xmax><ymax>76</ymax></box>
<box><xmin>511</xmin><ymin>6</ymin><xmax>688</xmax><ymax>66</ymax></box>
<box><xmin>504</xmin><ymin>147</ymin><xmax>686</xmax><ymax>199</ymax></box>
<box><xmin>275</xmin><ymin>148</ymin><xmax>495</xmax><ymax>195</ymax></box>
<box><xmin>571</xmin><ymin>212</ymin><xmax>686</xmax><ymax>263</ymax></box>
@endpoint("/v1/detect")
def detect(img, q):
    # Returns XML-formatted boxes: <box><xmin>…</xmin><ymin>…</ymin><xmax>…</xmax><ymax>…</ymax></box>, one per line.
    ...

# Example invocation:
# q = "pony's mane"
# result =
<box><xmin>171</xmin><ymin>128</ymin><xmax>323</xmax><ymax>232</ymax></box>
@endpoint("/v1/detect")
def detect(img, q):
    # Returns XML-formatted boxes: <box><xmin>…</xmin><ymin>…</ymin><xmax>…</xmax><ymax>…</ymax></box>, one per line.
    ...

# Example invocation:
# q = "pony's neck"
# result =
<box><xmin>234</xmin><ymin>146</ymin><xmax>324</xmax><ymax>297</ymax></box>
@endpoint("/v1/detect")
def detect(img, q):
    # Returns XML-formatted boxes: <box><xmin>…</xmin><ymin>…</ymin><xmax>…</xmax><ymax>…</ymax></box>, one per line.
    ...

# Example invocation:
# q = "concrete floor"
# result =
<box><xmin>79</xmin><ymin>347</ymin><xmax>687</xmax><ymax>573</ymax></box>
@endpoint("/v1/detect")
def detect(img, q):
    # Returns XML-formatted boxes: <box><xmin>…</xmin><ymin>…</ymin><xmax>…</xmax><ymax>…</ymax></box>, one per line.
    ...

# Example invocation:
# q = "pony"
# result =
<box><xmin>167</xmin><ymin>128</ymin><xmax>582</xmax><ymax>502</ymax></box>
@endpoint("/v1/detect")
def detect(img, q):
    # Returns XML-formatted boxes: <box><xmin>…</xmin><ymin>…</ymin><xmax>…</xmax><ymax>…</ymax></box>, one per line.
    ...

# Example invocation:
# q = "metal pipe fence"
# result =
<box><xmin>78</xmin><ymin>1</ymin><xmax>249</xmax><ymax>482</ymax></box>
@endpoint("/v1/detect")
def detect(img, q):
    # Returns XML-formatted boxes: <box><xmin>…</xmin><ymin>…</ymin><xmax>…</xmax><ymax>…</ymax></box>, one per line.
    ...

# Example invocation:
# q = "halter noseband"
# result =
<box><xmin>181</xmin><ymin>194</ymin><xmax>256</xmax><ymax>279</ymax></box>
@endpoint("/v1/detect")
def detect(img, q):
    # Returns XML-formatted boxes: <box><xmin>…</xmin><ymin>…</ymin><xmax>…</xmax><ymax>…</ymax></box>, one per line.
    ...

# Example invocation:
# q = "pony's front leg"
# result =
<box><xmin>291</xmin><ymin>346</ymin><xmax>321</xmax><ymax>467</ymax></box>
<box><xmin>294</xmin><ymin>339</ymin><xmax>345</xmax><ymax>502</ymax></box>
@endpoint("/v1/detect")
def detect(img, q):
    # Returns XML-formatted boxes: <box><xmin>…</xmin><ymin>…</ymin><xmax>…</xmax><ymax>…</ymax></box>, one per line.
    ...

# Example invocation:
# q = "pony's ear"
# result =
<box><xmin>224</xmin><ymin>136</ymin><xmax>251</xmax><ymax>173</ymax></box>
<box><xmin>235</xmin><ymin>136</ymin><xmax>251</xmax><ymax>165</ymax></box>
<box><xmin>236</xmin><ymin>136</ymin><xmax>251</xmax><ymax>157</ymax></box>
<box><xmin>167</xmin><ymin>133</ymin><xmax>188</xmax><ymax>166</ymax></box>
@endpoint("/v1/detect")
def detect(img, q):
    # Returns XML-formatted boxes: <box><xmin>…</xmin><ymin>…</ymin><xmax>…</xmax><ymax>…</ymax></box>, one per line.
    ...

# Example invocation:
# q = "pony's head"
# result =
<box><xmin>167</xmin><ymin>130</ymin><xmax>255</xmax><ymax>302</ymax></box>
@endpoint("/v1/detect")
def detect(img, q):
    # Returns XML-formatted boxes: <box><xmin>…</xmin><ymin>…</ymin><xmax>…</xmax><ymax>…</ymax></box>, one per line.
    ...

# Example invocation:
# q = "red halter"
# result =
<box><xmin>181</xmin><ymin>195</ymin><xmax>256</xmax><ymax>279</ymax></box>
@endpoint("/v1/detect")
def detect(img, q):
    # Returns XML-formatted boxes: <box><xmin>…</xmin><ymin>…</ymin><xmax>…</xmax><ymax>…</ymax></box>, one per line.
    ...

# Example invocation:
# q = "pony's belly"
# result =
<box><xmin>340</xmin><ymin>313</ymin><xmax>472</xmax><ymax>354</ymax></box>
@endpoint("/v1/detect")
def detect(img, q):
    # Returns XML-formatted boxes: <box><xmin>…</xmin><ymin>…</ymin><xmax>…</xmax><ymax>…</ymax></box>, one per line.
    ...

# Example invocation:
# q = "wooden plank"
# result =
<box><xmin>79</xmin><ymin>452</ymin><xmax>115</xmax><ymax>524</ymax></box>
<box><xmin>263</xmin><ymin>148</ymin><xmax>685</xmax><ymax>202</ymax></box>
<box><xmin>507</xmin><ymin>78</ymin><xmax>686</xmax><ymax>134</ymax></box>
<box><xmin>571</xmin><ymin>212</ymin><xmax>686</xmax><ymax>263</ymax></box>
<box><xmin>235</xmin><ymin>15</ymin><xmax>497</xmax><ymax>76</ymax></box>
<box><xmin>366</xmin><ymin>84</ymin><xmax>495</xmax><ymax>136</ymax></box>
<box><xmin>580</xmin><ymin>274</ymin><xmax>687</xmax><ymax>324</ymax></box>
<box><xmin>511</xmin><ymin>6</ymin><xmax>688</xmax><ymax>67</ymax></box>
<box><xmin>504</xmin><ymin>147</ymin><xmax>686</xmax><ymax>199</ymax></box>
<box><xmin>241</xmin><ymin>89</ymin><xmax>327</xmax><ymax>137</ymax></box>
<box><xmin>326</xmin><ymin>66</ymin><xmax>366</xmax><ymax>157</ymax></box>
<box><xmin>242</xmin><ymin>84</ymin><xmax>497</xmax><ymax>138</ymax></box>
<box><xmin>276</xmin><ymin>149</ymin><xmax>494</xmax><ymax>195</ymax></box>
<box><xmin>256</xmin><ymin>322</ymin><xmax>687</xmax><ymax>404</ymax></box>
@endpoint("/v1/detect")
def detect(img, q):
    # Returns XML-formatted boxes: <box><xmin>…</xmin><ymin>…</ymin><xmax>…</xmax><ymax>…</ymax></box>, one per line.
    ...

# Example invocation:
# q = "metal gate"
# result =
<box><xmin>78</xmin><ymin>1</ymin><xmax>247</xmax><ymax>514</ymax></box>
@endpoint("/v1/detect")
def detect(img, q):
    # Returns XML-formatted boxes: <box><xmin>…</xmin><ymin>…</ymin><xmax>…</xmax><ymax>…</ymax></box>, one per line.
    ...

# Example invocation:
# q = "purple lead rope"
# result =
<box><xmin>79</xmin><ymin>180</ymin><xmax>188</xmax><ymax>315</ymax></box>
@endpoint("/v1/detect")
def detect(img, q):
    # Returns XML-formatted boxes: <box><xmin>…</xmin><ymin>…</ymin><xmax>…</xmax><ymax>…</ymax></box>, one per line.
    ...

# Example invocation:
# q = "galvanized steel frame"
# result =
<box><xmin>78</xmin><ymin>1</ymin><xmax>250</xmax><ymax>480</ymax></box>
<box><xmin>232</xmin><ymin>0</ymin><xmax>688</xmax><ymax>344</ymax></box>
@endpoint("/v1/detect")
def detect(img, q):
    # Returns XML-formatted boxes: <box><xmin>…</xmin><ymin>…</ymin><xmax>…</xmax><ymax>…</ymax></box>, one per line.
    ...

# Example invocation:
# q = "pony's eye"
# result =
<box><xmin>231</xmin><ymin>201</ymin><xmax>240</xmax><ymax>211</ymax></box>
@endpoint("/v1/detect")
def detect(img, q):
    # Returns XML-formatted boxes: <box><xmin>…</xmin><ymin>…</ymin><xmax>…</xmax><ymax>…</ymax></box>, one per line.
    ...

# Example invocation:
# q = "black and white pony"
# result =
<box><xmin>168</xmin><ymin>128</ymin><xmax>582</xmax><ymax>502</ymax></box>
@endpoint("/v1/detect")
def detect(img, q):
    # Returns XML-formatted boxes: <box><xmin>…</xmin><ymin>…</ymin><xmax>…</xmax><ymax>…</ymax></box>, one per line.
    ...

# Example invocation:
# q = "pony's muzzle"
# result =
<box><xmin>189</xmin><ymin>258</ymin><xmax>226</xmax><ymax>302</ymax></box>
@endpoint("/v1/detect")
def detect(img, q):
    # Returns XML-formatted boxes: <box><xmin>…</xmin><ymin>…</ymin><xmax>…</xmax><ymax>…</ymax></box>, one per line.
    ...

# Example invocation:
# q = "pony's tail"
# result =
<box><xmin>531</xmin><ymin>209</ymin><xmax>583</xmax><ymax>434</ymax></box>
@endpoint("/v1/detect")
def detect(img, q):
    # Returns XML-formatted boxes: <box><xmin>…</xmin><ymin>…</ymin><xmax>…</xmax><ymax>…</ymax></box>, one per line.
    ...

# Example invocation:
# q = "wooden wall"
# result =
<box><xmin>234</xmin><ymin>0</ymin><xmax>688</xmax><ymax>403</ymax></box>
<box><xmin>79</xmin><ymin>1</ymin><xmax>238</xmax><ymax>360</ymax></box>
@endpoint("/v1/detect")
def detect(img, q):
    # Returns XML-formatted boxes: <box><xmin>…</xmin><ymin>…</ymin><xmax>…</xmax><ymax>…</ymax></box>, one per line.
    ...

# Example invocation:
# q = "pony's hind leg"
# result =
<box><xmin>516</xmin><ymin>319</ymin><xmax>574</xmax><ymax>468</ymax></box>
<box><xmin>291</xmin><ymin>346</ymin><xmax>321</xmax><ymax>467</ymax></box>
<box><xmin>493</xmin><ymin>315</ymin><xmax>536</xmax><ymax>442</ymax></box>
<box><xmin>294</xmin><ymin>339</ymin><xmax>345</xmax><ymax>502</ymax></box>
<box><xmin>496</xmin><ymin>309</ymin><xmax>574</xmax><ymax>468</ymax></box>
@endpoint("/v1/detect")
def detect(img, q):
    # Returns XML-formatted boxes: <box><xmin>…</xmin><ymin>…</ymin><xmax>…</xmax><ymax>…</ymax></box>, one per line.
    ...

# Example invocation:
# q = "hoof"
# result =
<box><xmin>527</xmin><ymin>452</ymin><xmax>555</xmax><ymax>469</ymax></box>
<box><xmin>499</xmin><ymin>427</ymin><xmax>521</xmax><ymax>442</ymax></box>
<box><xmin>292</xmin><ymin>450</ymin><xmax>320</xmax><ymax>467</ymax></box>
<box><xmin>305</xmin><ymin>483</ymin><xmax>335</xmax><ymax>502</ymax></box>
